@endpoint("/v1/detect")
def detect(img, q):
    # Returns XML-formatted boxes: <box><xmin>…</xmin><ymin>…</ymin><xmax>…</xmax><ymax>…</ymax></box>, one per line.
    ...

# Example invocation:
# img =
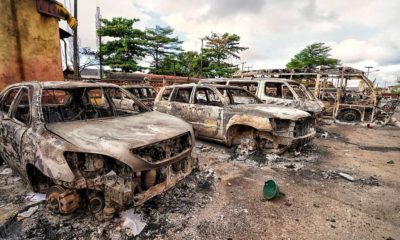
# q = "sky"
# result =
<box><xmin>63</xmin><ymin>0</ymin><xmax>400</xmax><ymax>86</ymax></box>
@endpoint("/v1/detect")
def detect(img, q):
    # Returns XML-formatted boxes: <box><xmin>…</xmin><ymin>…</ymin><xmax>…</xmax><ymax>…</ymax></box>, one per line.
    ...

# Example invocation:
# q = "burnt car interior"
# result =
<box><xmin>41</xmin><ymin>87</ymin><xmax>148</xmax><ymax>123</ymax></box>
<box><xmin>171</xmin><ymin>88</ymin><xmax>193</xmax><ymax>103</ymax></box>
<box><xmin>228</xmin><ymin>82</ymin><xmax>259</xmax><ymax>94</ymax></box>
<box><xmin>125</xmin><ymin>87</ymin><xmax>156</xmax><ymax>100</ymax></box>
<box><xmin>264</xmin><ymin>83</ymin><xmax>294</xmax><ymax>99</ymax></box>
<box><xmin>195</xmin><ymin>88</ymin><xmax>222</xmax><ymax>106</ymax></box>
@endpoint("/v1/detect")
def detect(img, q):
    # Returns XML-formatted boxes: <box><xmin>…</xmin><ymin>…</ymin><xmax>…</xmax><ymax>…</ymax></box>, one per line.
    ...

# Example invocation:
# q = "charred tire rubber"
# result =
<box><xmin>339</xmin><ymin>110</ymin><xmax>361</xmax><ymax>122</ymax></box>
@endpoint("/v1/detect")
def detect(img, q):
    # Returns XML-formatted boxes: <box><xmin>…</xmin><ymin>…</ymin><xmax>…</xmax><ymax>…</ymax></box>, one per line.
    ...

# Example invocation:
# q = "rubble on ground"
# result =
<box><xmin>0</xmin><ymin>167</ymin><xmax>215</xmax><ymax>239</ymax></box>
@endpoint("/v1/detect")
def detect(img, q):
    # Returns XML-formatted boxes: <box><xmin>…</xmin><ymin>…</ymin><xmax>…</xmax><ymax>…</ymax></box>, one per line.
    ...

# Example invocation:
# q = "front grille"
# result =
<box><xmin>293</xmin><ymin>118</ymin><xmax>313</xmax><ymax>137</ymax></box>
<box><xmin>131</xmin><ymin>132</ymin><xmax>191</xmax><ymax>163</ymax></box>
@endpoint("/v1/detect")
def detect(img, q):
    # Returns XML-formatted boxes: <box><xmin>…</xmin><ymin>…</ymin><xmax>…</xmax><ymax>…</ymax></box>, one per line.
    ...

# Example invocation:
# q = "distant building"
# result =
<box><xmin>80</xmin><ymin>68</ymin><xmax>100</xmax><ymax>79</ymax></box>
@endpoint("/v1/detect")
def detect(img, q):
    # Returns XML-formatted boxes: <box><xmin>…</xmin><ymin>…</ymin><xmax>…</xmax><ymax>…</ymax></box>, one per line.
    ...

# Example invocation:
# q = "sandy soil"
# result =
<box><xmin>0</xmin><ymin>123</ymin><xmax>399</xmax><ymax>240</ymax></box>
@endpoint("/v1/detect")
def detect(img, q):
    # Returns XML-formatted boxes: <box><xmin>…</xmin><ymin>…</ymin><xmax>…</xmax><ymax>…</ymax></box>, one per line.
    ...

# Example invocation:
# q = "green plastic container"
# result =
<box><xmin>263</xmin><ymin>180</ymin><xmax>279</xmax><ymax>200</ymax></box>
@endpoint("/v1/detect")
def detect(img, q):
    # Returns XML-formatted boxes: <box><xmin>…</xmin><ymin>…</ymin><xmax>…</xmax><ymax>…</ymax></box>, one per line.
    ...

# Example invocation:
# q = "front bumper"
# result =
<box><xmin>273</xmin><ymin>130</ymin><xmax>316</xmax><ymax>148</ymax></box>
<box><xmin>133</xmin><ymin>156</ymin><xmax>195</xmax><ymax>206</ymax></box>
<box><xmin>104</xmin><ymin>154</ymin><xmax>195</xmax><ymax>208</ymax></box>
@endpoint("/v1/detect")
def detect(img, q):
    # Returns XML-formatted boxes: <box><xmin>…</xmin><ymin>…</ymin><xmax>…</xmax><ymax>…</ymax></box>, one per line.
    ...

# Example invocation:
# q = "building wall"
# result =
<box><xmin>0</xmin><ymin>0</ymin><xmax>63</xmax><ymax>90</ymax></box>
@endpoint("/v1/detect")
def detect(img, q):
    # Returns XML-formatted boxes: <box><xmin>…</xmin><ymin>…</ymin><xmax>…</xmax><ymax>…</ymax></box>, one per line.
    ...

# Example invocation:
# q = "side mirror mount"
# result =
<box><xmin>1</xmin><ymin>114</ymin><xmax>10</xmax><ymax>121</ymax></box>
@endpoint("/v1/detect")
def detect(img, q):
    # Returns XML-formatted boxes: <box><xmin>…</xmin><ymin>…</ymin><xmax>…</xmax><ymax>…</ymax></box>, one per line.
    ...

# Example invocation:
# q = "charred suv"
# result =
<box><xmin>0</xmin><ymin>81</ymin><xmax>195</xmax><ymax>217</ymax></box>
<box><xmin>154</xmin><ymin>84</ymin><xmax>316</xmax><ymax>154</ymax></box>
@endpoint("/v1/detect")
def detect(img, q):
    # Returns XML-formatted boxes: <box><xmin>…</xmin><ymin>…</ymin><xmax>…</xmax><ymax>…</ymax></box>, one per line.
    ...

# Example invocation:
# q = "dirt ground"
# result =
<box><xmin>0</xmin><ymin>121</ymin><xmax>399</xmax><ymax>240</ymax></box>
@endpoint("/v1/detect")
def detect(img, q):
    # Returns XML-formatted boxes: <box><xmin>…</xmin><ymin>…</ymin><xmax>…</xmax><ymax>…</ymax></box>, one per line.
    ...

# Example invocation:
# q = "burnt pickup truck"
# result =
<box><xmin>154</xmin><ymin>84</ymin><xmax>316</xmax><ymax>154</ymax></box>
<box><xmin>0</xmin><ymin>81</ymin><xmax>195</xmax><ymax>218</ymax></box>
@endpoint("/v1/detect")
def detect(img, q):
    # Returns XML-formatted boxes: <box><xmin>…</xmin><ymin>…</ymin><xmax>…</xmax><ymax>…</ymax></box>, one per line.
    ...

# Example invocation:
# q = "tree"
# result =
<box><xmin>77</xmin><ymin>47</ymin><xmax>98</xmax><ymax>74</ymax></box>
<box><xmin>97</xmin><ymin>17</ymin><xmax>147</xmax><ymax>72</ymax></box>
<box><xmin>202</xmin><ymin>32</ymin><xmax>248</xmax><ymax>77</ymax></box>
<box><xmin>176</xmin><ymin>51</ymin><xmax>202</xmax><ymax>77</ymax></box>
<box><xmin>286</xmin><ymin>42</ymin><xmax>340</xmax><ymax>69</ymax></box>
<box><xmin>66</xmin><ymin>40</ymin><xmax>98</xmax><ymax>76</ymax></box>
<box><xmin>157</xmin><ymin>51</ymin><xmax>202</xmax><ymax>77</ymax></box>
<box><xmin>145</xmin><ymin>26</ymin><xmax>183</xmax><ymax>74</ymax></box>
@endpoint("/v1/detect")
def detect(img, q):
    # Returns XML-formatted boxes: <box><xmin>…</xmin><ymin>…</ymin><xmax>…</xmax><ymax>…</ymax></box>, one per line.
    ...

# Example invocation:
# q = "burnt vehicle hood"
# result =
<box><xmin>45</xmin><ymin>111</ymin><xmax>193</xmax><ymax>151</ymax></box>
<box><xmin>298</xmin><ymin>100</ymin><xmax>323</xmax><ymax>113</ymax></box>
<box><xmin>228</xmin><ymin>104</ymin><xmax>311</xmax><ymax>121</ymax></box>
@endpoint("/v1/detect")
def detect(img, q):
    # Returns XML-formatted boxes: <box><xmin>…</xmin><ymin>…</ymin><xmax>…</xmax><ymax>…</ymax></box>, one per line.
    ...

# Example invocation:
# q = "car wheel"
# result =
<box><xmin>339</xmin><ymin>110</ymin><xmax>360</xmax><ymax>122</ymax></box>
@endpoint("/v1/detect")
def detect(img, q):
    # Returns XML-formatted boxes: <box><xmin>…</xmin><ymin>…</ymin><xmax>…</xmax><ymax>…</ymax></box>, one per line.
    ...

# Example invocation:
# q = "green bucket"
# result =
<box><xmin>263</xmin><ymin>180</ymin><xmax>279</xmax><ymax>200</ymax></box>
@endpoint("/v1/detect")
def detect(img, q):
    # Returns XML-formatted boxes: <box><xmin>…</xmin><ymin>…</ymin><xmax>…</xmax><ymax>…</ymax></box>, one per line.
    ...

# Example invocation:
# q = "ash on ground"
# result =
<box><xmin>1</xmin><ymin>167</ymin><xmax>215</xmax><ymax>240</ymax></box>
<box><xmin>226</xmin><ymin>143</ymin><xmax>327</xmax><ymax>172</ymax></box>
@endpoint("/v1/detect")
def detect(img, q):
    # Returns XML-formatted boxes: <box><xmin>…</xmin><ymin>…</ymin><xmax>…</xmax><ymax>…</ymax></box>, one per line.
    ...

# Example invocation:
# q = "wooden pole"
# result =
<box><xmin>73</xmin><ymin>0</ymin><xmax>79</xmax><ymax>80</ymax></box>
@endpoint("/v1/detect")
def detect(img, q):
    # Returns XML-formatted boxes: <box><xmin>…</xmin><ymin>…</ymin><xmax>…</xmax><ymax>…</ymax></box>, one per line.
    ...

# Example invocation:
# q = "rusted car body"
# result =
<box><xmin>0</xmin><ymin>81</ymin><xmax>195</xmax><ymax>217</ymax></box>
<box><xmin>235</xmin><ymin>67</ymin><xmax>390</xmax><ymax>123</ymax></box>
<box><xmin>154</xmin><ymin>84</ymin><xmax>316</xmax><ymax>153</ymax></box>
<box><xmin>200</xmin><ymin>78</ymin><xmax>324</xmax><ymax>118</ymax></box>
<box><xmin>121</xmin><ymin>85</ymin><xmax>157</xmax><ymax>108</ymax></box>
<box><xmin>226</xmin><ymin>79</ymin><xmax>324</xmax><ymax>117</ymax></box>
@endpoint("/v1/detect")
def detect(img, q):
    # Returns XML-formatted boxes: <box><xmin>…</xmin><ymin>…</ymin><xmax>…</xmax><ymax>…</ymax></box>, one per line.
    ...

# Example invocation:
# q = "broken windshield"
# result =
<box><xmin>217</xmin><ymin>87</ymin><xmax>262</xmax><ymax>105</ymax></box>
<box><xmin>290</xmin><ymin>84</ymin><xmax>313</xmax><ymax>100</ymax></box>
<box><xmin>41</xmin><ymin>87</ymin><xmax>148</xmax><ymax>123</ymax></box>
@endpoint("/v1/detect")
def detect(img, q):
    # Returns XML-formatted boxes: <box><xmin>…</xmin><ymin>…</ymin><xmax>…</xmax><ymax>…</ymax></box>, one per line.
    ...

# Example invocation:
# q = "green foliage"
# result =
<box><xmin>391</xmin><ymin>84</ymin><xmax>400</xmax><ymax>94</ymax></box>
<box><xmin>97</xmin><ymin>17</ymin><xmax>247</xmax><ymax>77</ymax></box>
<box><xmin>97</xmin><ymin>18</ymin><xmax>147</xmax><ymax>72</ymax></box>
<box><xmin>157</xmin><ymin>51</ymin><xmax>202</xmax><ymax>77</ymax></box>
<box><xmin>286</xmin><ymin>42</ymin><xmax>341</xmax><ymax>69</ymax></box>
<box><xmin>202</xmin><ymin>33</ymin><xmax>248</xmax><ymax>78</ymax></box>
<box><xmin>145</xmin><ymin>26</ymin><xmax>183</xmax><ymax>74</ymax></box>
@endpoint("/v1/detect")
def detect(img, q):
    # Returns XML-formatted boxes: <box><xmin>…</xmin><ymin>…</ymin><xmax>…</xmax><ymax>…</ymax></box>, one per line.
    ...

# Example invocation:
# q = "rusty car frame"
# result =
<box><xmin>234</xmin><ymin>67</ymin><xmax>393</xmax><ymax>123</ymax></box>
<box><xmin>199</xmin><ymin>78</ymin><xmax>324</xmax><ymax>118</ymax></box>
<box><xmin>0</xmin><ymin>81</ymin><xmax>195</xmax><ymax>218</ymax></box>
<box><xmin>154</xmin><ymin>84</ymin><xmax>316</xmax><ymax>154</ymax></box>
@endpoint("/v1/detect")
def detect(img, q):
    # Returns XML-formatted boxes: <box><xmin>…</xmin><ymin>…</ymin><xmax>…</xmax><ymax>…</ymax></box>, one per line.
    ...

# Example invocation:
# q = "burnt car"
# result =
<box><xmin>154</xmin><ymin>84</ymin><xmax>316</xmax><ymax>154</ymax></box>
<box><xmin>0</xmin><ymin>81</ymin><xmax>195</xmax><ymax>217</ymax></box>
<box><xmin>122</xmin><ymin>85</ymin><xmax>157</xmax><ymax>108</ymax></box>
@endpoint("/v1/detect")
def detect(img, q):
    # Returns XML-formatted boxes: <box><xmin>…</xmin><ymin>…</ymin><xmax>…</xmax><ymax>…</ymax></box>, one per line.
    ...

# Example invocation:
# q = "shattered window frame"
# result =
<box><xmin>170</xmin><ymin>87</ymin><xmax>194</xmax><ymax>103</ymax></box>
<box><xmin>160</xmin><ymin>87</ymin><xmax>174</xmax><ymax>101</ymax></box>
<box><xmin>227</xmin><ymin>81</ymin><xmax>259</xmax><ymax>95</ymax></box>
<box><xmin>264</xmin><ymin>82</ymin><xmax>283</xmax><ymax>98</ymax></box>
<box><xmin>217</xmin><ymin>87</ymin><xmax>263</xmax><ymax>105</ymax></box>
<box><xmin>282</xmin><ymin>85</ymin><xmax>294</xmax><ymax>99</ymax></box>
<box><xmin>194</xmin><ymin>87</ymin><xmax>223</xmax><ymax>106</ymax></box>
<box><xmin>0</xmin><ymin>87</ymin><xmax>22</xmax><ymax>115</ymax></box>
<box><xmin>10</xmin><ymin>87</ymin><xmax>33</xmax><ymax>125</ymax></box>
<box><xmin>40</xmin><ymin>86</ymin><xmax>149</xmax><ymax>123</ymax></box>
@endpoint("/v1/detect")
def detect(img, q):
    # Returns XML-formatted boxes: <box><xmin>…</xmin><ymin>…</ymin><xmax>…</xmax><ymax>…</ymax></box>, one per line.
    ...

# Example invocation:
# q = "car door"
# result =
<box><xmin>168</xmin><ymin>86</ymin><xmax>194</xmax><ymax>121</ymax></box>
<box><xmin>0</xmin><ymin>87</ymin><xmax>31</xmax><ymax>173</ymax></box>
<box><xmin>189</xmin><ymin>86</ymin><xmax>224</xmax><ymax>140</ymax></box>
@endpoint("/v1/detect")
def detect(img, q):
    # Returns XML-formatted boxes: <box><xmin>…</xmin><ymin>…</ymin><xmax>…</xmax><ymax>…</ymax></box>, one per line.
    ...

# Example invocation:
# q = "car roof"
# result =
<box><xmin>165</xmin><ymin>83</ymin><xmax>246</xmax><ymax>90</ymax></box>
<box><xmin>227</xmin><ymin>78</ymin><xmax>297</xmax><ymax>84</ymax></box>
<box><xmin>5</xmin><ymin>81</ymin><xmax>118</xmax><ymax>89</ymax></box>
<box><xmin>122</xmin><ymin>85</ymin><xmax>154</xmax><ymax>89</ymax></box>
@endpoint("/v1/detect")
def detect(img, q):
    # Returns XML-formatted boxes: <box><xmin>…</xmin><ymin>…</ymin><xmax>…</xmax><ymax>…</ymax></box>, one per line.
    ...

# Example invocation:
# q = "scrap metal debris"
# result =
<box><xmin>338</xmin><ymin>172</ymin><xmax>355</xmax><ymax>182</ymax></box>
<box><xmin>120</xmin><ymin>209</ymin><xmax>146</xmax><ymax>236</ymax></box>
<box><xmin>17</xmin><ymin>206</ymin><xmax>39</xmax><ymax>221</ymax></box>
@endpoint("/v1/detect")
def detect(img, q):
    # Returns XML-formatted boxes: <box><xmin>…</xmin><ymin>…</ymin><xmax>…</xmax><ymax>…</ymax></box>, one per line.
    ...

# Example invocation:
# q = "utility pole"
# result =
<box><xmin>199</xmin><ymin>38</ymin><xmax>204</xmax><ymax>78</ymax></box>
<box><xmin>241</xmin><ymin>62</ymin><xmax>246</xmax><ymax>71</ymax></box>
<box><xmin>95</xmin><ymin>6</ymin><xmax>102</xmax><ymax>79</ymax></box>
<box><xmin>365</xmin><ymin>66</ymin><xmax>373</xmax><ymax>77</ymax></box>
<box><xmin>73</xmin><ymin>0</ymin><xmax>79</xmax><ymax>80</ymax></box>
